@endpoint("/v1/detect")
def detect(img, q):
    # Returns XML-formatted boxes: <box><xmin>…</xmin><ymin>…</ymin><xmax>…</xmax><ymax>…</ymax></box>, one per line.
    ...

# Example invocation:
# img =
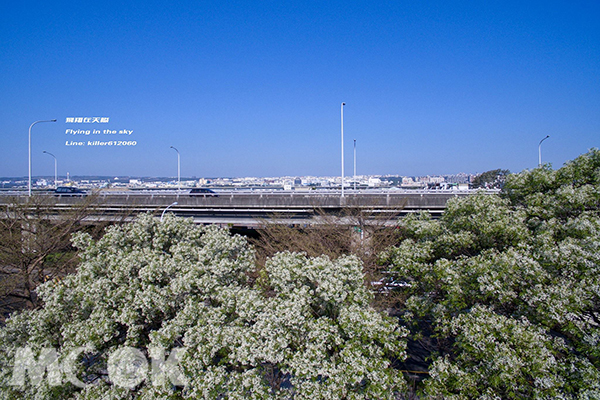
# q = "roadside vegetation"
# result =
<box><xmin>0</xmin><ymin>193</ymin><xmax>120</xmax><ymax>320</ymax></box>
<box><xmin>0</xmin><ymin>149</ymin><xmax>598</xmax><ymax>399</ymax></box>
<box><xmin>0</xmin><ymin>214</ymin><xmax>408</xmax><ymax>399</ymax></box>
<box><xmin>379</xmin><ymin>149</ymin><xmax>600</xmax><ymax>398</ymax></box>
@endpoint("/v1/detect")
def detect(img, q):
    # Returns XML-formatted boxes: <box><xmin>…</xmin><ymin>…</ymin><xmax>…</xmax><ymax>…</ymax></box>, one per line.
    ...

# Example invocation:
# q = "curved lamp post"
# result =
<box><xmin>42</xmin><ymin>151</ymin><xmax>57</xmax><ymax>188</ymax></box>
<box><xmin>170</xmin><ymin>146</ymin><xmax>180</xmax><ymax>191</ymax></box>
<box><xmin>29</xmin><ymin>119</ymin><xmax>57</xmax><ymax>196</ymax></box>
<box><xmin>538</xmin><ymin>135</ymin><xmax>550</xmax><ymax>167</ymax></box>
<box><xmin>160</xmin><ymin>201</ymin><xmax>178</xmax><ymax>222</ymax></box>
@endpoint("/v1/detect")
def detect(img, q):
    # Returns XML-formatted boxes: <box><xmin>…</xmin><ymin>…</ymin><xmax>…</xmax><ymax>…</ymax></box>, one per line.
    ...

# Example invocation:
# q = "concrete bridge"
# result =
<box><xmin>0</xmin><ymin>190</ymin><xmax>488</xmax><ymax>228</ymax></box>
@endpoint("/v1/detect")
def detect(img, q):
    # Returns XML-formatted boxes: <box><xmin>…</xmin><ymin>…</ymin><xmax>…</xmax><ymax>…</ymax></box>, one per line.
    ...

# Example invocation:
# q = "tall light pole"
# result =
<box><xmin>341</xmin><ymin>102</ymin><xmax>345</xmax><ymax>197</ymax></box>
<box><xmin>42</xmin><ymin>151</ymin><xmax>57</xmax><ymax>188</ymax></box>
<box><xmin>29</xmin><ymin>119</ymin><xmax>57</xmax><ymax>196</ymax></box>
<box><xmin>170</xmin><ymin>146</ymin><xmax>180</xmax><ymax>191</ymax></box>
<box><xmin>538</xmin><ymin>135</ymin><xmax>550</xmax><ymax>167</ymax></box>
<box><xmin>353</xmin><ymin>139</ymin><xmax>356</xmax><ymax>191</ymax></box>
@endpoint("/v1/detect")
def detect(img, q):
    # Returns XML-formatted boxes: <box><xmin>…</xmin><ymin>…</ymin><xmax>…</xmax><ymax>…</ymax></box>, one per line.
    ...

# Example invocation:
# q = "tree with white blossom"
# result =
<box><xmin>0</xmin><ymin>213</ymin><xmax>408</xmax><ymax>399</ymax></box>
<box><xmin>381</xmin><ymin>149</ymin><xmax>600</xmax><ymax>398</ymax></box>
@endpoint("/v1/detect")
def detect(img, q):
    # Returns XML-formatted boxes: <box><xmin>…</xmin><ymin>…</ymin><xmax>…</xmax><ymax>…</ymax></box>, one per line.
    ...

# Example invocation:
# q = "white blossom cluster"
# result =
<box><xmin>426</xmin><ymin>305</ymin><xmax>568</xmax><ymax>399</ymax></box>
<box><xmin>0</xmin><ymin>213</ymin><xmax>407</xmax><ymax>399</ymax></box>
<box><xmin>381</xmin><ymin>150</ymin><xmax>600</xmax><ymax>398</ymax></box>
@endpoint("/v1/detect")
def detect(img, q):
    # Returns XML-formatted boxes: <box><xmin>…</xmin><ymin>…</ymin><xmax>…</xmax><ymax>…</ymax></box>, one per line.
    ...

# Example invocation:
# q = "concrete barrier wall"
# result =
<box><xmin>79</xmin><ymin>192</ymin><xmax>470</xmax><ymax>208</ymax></box>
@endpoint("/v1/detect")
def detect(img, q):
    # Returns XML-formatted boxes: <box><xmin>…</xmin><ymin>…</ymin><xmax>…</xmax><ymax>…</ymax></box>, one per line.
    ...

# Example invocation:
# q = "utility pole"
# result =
<box><xmin>341</xmin><ymin>102</ymin><xmax>345</xmax><ymax>197</ymax></box>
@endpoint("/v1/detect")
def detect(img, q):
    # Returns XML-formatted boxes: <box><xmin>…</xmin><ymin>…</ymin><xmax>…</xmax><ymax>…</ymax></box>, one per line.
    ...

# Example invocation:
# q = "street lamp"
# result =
<box><xmin>170</xmin><ymin>146</ymin><xmax>180</xmax><ymax>191</ymax></box>
<box><xmin>341</xmin><ymin>102</ymin><xmax>345</xmax><ymax>197</ymax></box>
<box><xmin>29</xmin><ymin>119</ymin><xmax>57</xmax><ymax>196</ymax></box>
<box><xmin>538</xmin><ymin>135</ymin><xmax>550</xmax><ymax>167</ymax></box>
<box><xmin>160</xmin><ymin>202</ymin><xmax>178</xmax><ymax>222</ymax></box>
<box><xmin>353</xmin><ymin>139</ymin><xmax>356</xmax><ymax>191</ymax></box>
<box><xmin>42</xmin><ymin>151</ymin><xmax>57</xmax><ymax>188</ymax></box>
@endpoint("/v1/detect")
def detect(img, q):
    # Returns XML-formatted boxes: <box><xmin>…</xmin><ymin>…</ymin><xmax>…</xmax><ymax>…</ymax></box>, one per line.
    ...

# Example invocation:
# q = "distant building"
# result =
<box><xmin>368</xmin><ymin>177</ymin><xmax>382</xmax><ymax>187</ymax></box>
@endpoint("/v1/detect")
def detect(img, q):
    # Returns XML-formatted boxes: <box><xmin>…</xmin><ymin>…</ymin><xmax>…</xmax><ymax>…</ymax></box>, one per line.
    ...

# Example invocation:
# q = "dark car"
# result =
<box><xmin>189</xmin><ymin>188</ymin><xmax>218</xmax><ymax>197</ymax></box>
<box><xmin>54</xmin><ymin>186</ymin><xmax>87</xmax><ymax>197</ymax></box>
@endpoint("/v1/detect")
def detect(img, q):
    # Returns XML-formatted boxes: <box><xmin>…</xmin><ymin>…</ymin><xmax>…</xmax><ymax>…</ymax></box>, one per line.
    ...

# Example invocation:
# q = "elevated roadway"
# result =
<box><xmin>0</xmin><ymin>190</ymin><xmax>492</xmax><ymax>228</ymax></box>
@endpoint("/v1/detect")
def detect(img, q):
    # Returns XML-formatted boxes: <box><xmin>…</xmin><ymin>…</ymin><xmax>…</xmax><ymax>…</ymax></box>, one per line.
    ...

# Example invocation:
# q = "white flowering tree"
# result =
<box><xmin>381</xmin><ymin>149</ymin><xmax>600</xmax><ymax>398</ymax></box>
<box><xmin>0</xmin><ymin>213</ymin><xmax>407</xmax><ymax>399</ymax></box>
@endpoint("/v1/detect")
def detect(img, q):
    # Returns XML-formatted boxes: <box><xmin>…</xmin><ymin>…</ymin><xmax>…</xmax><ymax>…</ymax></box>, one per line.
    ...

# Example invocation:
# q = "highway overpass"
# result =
<box><xmin>0</xmin><ymin>190</ymin><xmax>492</xmax><ymax>228</ymax></box>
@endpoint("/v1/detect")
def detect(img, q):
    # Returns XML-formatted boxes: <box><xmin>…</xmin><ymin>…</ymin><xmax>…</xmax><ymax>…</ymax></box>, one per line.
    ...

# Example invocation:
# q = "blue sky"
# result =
<box><xmin>1</xmin><ymin>0</ymin><xmax>598</xmax><ymax>178</ymax></box>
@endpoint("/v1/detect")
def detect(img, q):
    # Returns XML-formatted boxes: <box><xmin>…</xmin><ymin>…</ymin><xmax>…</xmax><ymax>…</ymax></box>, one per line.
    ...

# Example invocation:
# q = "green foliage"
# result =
<box><xmin>382</xmin><ymin>150</ymin><xmax>600</xmax><ymax>398</ymax></box>
<box><xmin>503</xmin><ymin>148</ymin><xmax>600</xmax><ymax>219</ymax></box>
<box><xmin>426</xmin><ymin>305</ymin><xmax>569</xmax><ymax>399</ymax></box>
<box><xmin>0</xmin><ymin>213</ymin><xmax>407</xmax><ymax>399</ymax></box>
<box><xmin>471</xmin><ymin>169</ymin><xmax>510</xmax><ymax>189</ymax></box>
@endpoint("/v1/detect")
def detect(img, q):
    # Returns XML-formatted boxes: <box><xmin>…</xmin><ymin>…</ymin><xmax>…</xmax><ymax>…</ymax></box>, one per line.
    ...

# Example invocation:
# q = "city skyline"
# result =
<box><xmin>1</xmin><ymin>171</ymin><xmax>475</xmax><ymax>183</ymax></box>
<box><xmin>1</xmin><ymin>1</ymin><xmax>598</xmax><ymax>178</ymax></box>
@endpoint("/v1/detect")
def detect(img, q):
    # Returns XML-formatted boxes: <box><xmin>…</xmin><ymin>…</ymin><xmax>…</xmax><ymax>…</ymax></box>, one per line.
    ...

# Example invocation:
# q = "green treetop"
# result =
<box><xmin>381</xmin><ymin>149</ymin><xmax>600</xmax><ymax>398</ymax></box>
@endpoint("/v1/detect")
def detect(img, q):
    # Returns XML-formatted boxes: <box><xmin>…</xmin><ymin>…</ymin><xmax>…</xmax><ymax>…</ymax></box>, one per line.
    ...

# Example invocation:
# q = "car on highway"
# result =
<box><xmin>54</xmin><ymin>186</ymin><xmax>87</xmax><ymax>197</ymax></box>
<box><xmin>189</xmin><ymin>188</ymin><xmax>218</xmax><ymax>197</ymax></box>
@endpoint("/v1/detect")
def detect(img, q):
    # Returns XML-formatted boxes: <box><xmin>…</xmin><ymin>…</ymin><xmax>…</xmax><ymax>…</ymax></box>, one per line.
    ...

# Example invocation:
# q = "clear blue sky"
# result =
<box><xmin>1</xmin><ymin>0</ymin><xmax>598</xmax><ymax>178</ymax></box>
